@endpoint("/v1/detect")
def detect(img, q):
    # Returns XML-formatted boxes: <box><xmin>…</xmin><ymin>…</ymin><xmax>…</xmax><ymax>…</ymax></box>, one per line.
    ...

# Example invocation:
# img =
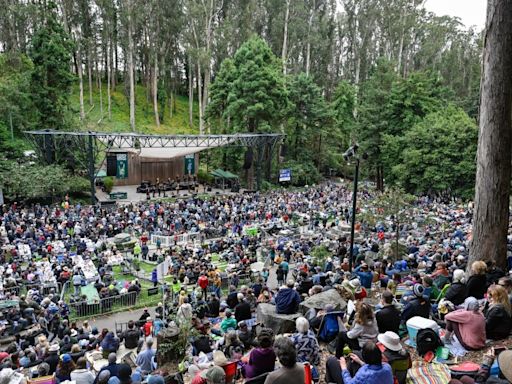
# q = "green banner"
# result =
<box><xmin>116</xmin><ymin>154</ymin><xmax>128</xmax><ymax>179</ymax></box>
<box><xmin>184</xmin><ymin>154</ymin><xmax>195</xmax><ymax>175</ymax></box>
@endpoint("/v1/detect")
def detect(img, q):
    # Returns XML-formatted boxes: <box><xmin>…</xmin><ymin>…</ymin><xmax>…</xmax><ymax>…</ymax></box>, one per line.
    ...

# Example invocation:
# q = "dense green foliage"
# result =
<box><xmin>385</xmin><ymin>106</ymin><xmax>477</xmax><ymax>197</ymax></box>
<box><xmin>29</xmin><ymin>1</ymin><xmax>75</xmax><ymax>131</ymax></box>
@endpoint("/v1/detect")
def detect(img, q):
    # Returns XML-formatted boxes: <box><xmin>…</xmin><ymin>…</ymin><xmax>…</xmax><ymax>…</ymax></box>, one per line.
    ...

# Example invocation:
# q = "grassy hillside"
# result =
<box><xmin>69</xmin><ymin>83</ymin><xmax>200</xmax><ymax>134</ymax></box>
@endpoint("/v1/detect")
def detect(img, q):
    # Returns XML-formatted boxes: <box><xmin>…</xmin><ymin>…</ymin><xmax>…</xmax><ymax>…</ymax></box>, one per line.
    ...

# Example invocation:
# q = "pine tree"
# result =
<box><xmin>29</xmin><ymin>1</ymin><xmax>74</xmax><ymax>131</ymax></box>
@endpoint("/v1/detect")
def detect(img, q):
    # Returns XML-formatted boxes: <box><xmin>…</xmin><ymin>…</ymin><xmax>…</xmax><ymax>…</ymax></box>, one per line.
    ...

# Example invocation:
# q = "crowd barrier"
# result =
<box><xmin>150</xmin><ymin>233</ymin><xmax>201</xmax><ymax>247</ymax></box>
<box><xmin>69</xmin><ymin>291</ymin><xmax>138</xmax><ymax>318</ymax></box>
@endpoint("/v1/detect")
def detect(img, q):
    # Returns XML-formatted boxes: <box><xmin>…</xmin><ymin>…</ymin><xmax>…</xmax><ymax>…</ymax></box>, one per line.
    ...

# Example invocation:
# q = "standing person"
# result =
<box><xmin>276</xmin><ymin>265</ymin><xmax>286</xmax><ymax>287</ymax></box>
<box><xmin>198</xmin><ymin>273</ymin><xmax>209</xmax><ymax>300</ymax></box>
<box><xmin>264</xmin><ymin>337</ymin><xmax>304</xmax><ymax>384</ymax></box>
<box><xmin>142</xmin><ymin>318</ymin><xmax>154</xmax><ymax>340</ymax></box>
<box><xmin>151</xmin><ymin>268</ymin><xmax>158</xmax><ymax>288</ymax></box>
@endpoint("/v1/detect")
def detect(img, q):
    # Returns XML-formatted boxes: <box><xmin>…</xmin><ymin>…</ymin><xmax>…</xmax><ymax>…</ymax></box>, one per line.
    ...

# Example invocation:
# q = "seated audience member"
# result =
<box><xmin>275</xmin><ymin>280</ymin><xmax>301</xmax><ymax>315</ymax></box>
<box><xmin>220</xmin><ymin>310</ymin><xmax>237</xmax><ymax>334</ymax></box>
<box><xmin>243</xmin><ymin>328</ymin><xmax>276</xmax><ymax>379</ymax></box>
<box><xmin>335</xmin><ymin>302</ymin><xmax>378</xmax><ymax>358</ymax></box>
<box><xmin>444</xmin><ymin>269</ymin><xmax>467</xmax><ymax>306</ymax></box>
<box><xmin>326</xmin><ymin>341</ymin><xmax>393</xmax><ymax>384</ymax></box>
<box><xmin>444</xmin><ymin>297</ymin><xmax>486</xmax><ymax>350</ymax></box>
<box><xmin>264</xmin><ymin>337</ymin><xmax>304</xmax><ymax>384</ymax></box>
<box><xmin>484</xmin><ymin>285</ymin><xmax>512</xmax><ymax>340</ymax></box>
<box><xmin>497</xmin><ymin>276</ymin><xmax>512</xmax><ymax>304</ymax></box>
<box><xmin>377</xmin><ymin>332</ymin><xmax>411</xmax><ymax>384</ymax></box>
<box><xmin>291</xmin><ymin>317</ymin><xmax>320</xmax><ymax>372</ymax></box>
<box><xmin>401</xmin><ymin>285</ymin><xmax>431</xmax><ymax>323</ymax></box>
<box><xmin>376</xmin><ymin>290</ymin><xmax>401</xmax><ymax>334</ymax></box>
<box><xmin>466</xmin><ymin>261</ymin><xmax>488</xmax><ymax>300</ymax></box>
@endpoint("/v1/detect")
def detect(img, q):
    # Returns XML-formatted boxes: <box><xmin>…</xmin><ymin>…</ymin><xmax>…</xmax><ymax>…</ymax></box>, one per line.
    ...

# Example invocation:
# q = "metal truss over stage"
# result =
<box><xmin>25</xmin><ymin>131</ymin><xmax>283</xmax><ymax>148</ymax></box>
<box><xmin>25</xmin><ymin>130</ymin><xmax>285</xmax><ymax>202</ymax></box>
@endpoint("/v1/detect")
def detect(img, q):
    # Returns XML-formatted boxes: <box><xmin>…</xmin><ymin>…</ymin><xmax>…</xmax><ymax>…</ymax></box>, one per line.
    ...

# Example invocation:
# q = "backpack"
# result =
<box><xmin>416</xmin><ymin>328</ymin><xmax>442</xmax><ymax>356</ymax></box>
<box><xmin>319</xmin><ymin>313</ymin><xmax>341</xmax><ymax>342</ymax></box>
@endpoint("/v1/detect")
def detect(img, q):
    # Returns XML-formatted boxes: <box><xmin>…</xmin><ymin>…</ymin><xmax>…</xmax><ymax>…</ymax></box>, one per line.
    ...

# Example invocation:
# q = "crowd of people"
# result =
<box><xmin>0</xmin><ymin>182</ymin><xmax>512</xmax><ymax>384</ymax></box>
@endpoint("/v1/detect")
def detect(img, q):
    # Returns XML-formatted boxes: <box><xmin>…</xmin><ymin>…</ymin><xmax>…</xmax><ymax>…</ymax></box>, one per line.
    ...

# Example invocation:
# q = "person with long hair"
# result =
<box><xmin>335</xmin><ymin>302</ymin><xmax>378</xmax><ymax>358</ymax></box>
<box><xmin>484</xmin><ymin>285</ymin><xmax>512</xmax><ymax>340</ymax></box>
<box><xmin>56</xmin><ymin>354</ymin><xmax>76</xmax><ymax>382</ymax></box>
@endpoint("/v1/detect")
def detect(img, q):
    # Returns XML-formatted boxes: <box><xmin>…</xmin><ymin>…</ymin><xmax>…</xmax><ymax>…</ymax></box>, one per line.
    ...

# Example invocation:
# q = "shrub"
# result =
<box><xmin>103</xmin><ymin>176</ymin><xmax>114</xmax><ymax>193</ymax></box>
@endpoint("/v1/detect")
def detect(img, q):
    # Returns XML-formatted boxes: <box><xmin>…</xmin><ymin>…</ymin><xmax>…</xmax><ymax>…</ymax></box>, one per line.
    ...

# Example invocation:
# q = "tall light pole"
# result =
<box><xmin>343</xmin><ymin>144</ymin><xmax>366</xmax><ymax>272</ymax></box>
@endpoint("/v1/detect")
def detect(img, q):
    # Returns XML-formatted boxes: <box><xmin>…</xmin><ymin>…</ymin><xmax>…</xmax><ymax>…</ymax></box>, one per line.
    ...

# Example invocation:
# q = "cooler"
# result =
<box><xmin>406</xmin><ymin>316</ymin><xmax>439</xmax><ymax>347</ymax></box>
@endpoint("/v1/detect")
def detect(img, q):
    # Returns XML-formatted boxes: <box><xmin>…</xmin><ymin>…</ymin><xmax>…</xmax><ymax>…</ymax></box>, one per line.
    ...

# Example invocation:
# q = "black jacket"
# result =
<box><xmin>376</xmin><ymin>305</ymin><xmax>401</xmax><ymax>334</ymax></box>
<box><xmin>207</xmin><ymin>298</ymin><xmax>220</xmax><ymax>317</ymax></box>
<box><xmin>485</xmin><ymin>304</ymin><xmax>512</xmax><ymax>340</ymax></box>
<box><xmin>235</xmin><ymin>301</ymin><xmax>252</xmax><ymax>322</ymax></box>
<box><xmin>444</xmin><ymin>282</ymin><xmax>467</xmax><ymax>306</ymax></box>
<box><xmin>121</xmin><ymin>328</ymin><xmax>141</xmax><ymax>349</ymax></box>
<box><xmin>466</xmin><ymin>274</ymin><xmax>487</xmax><ymax>300</ymax></box>
<box><xmin>44</xmin><ymin>353</ymin><xmax>60</xmax><ymax>375</ymax></box>
<box><xmin>401</xmin><ymin>297</ymin><xmax>431</xmax><ymax>322</ymax></box>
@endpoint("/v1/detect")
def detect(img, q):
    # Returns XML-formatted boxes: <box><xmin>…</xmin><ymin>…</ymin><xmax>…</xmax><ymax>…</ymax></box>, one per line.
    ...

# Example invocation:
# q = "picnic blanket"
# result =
<box><xmin>81</xmin><ymin>283</ymin><xmax>101</xmax><ymax>304</ymax></box>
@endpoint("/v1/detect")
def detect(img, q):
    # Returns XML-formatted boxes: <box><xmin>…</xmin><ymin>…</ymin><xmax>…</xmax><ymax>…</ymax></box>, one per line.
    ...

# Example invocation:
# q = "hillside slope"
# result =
<box><xmin>69</xmin><ymin>84</ymin><xmax>200</xmax><ymax>134</ymax></box>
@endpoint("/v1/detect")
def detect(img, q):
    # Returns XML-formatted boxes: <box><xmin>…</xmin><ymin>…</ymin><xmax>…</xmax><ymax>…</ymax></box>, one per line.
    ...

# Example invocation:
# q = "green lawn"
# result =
<box><xmin>69</xmin><ymin>83</ymin><xmax>200</xmax><ymax>134</ymax></box>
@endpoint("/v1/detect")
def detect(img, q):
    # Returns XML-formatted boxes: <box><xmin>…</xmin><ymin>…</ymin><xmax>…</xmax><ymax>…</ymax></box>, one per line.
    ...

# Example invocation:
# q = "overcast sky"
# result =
<box><xmin>424</xmin><ymin>0</ymin><xmax>487</xmax><ymax>29</ymax></box>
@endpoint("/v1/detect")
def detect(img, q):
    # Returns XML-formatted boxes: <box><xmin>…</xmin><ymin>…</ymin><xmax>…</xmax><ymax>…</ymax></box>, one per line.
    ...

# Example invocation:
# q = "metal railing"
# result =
<box><xmin>69</xmin><ymin>291</ymin><xmax>139</xmax><ymax>318</ymax></box>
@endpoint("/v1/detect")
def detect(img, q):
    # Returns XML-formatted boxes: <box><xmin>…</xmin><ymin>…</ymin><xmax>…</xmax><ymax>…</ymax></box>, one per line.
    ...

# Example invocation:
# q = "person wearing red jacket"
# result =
<box><xmin>198</xmin><ymin>273</ymin><xmax>209</xmax><ymax>300</ymax></box>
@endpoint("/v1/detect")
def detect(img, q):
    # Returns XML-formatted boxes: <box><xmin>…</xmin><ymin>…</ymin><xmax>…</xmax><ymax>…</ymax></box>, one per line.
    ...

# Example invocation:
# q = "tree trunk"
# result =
<box><xmin>127</xmin><ymin>3</ymin><xmax>136</xmax><ymax>132</ymax></box>
<box><xmin>77</xmin><ymin>47</ymin><xmax>85</xmax><ymax>121</ymax></box>
<box><xmin>153</xmin><ymin>52</ymin><xmax>160</xmax><ymax>128</ymax></box>
<box><xmin>188</xmin><ymin>56</ymin><xmax>194</xmax><ymax>128</ymax></box>
<box><xmin>196</xmin><ymin>62</ymin><xmax>204</xmax><ymax>134</ymax></box>
<box><xmin>281</xmin><ymin>0</ymin><xmax>290</xmax><ymax>75</ymax></box>
<box><xmin>305</xmin><ymin>0</ymin><xmax>315</xmax><ymax>76</ymax></box>
<box><xmin>107</xmin><ymin>42</ymin><xmax>112</xmax><ymax>120</ymax></box>
<box><xmin>469</xmin><ymin>0</ymin><xmax>512</xmax><ymax>270</ymax></box>
<box><xmin>87</xmin><ymin>48</ymin><xmax>93</xmax><ymax>105</ymax></box>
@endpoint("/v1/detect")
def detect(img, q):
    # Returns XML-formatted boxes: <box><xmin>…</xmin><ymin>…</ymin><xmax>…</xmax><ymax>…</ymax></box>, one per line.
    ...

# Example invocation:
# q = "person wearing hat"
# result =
<box><xmin>401</xmin><ymin>284</ymin><xmax>430</xmax><ymax>323</ymax></box>
<box><xmin>56</xmin><ymin>353</ymin><xmax>76</xmax><ymax>382</ymax></box>
<box><xmin>444</xmin><ymin>269</ymin><xmax>467</xmax><ymax>306</ymax></box>
<box><xmin>200</xmin><ymin>366</ymin><xmax>226</xmax><ymax>384</ymax></box>
<box><xmin>44</xmin><ymin>344</ymin><xmax>60</xmax><ymax>374</ymax></box>
<box><xmin>275</xmin><ymin>280</ymin><xmax>301</xmax><ymax>315</ymax></box>
<box><xmin>377</xmin><ymin>332</ymin><xmax>411</xmax><ymax>384</ymax></box>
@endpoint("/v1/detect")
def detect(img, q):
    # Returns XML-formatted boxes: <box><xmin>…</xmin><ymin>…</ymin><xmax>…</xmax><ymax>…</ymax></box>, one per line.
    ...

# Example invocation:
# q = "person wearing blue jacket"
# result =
<box><xmin>275</xmin><ymin>280</ymin><xmax>301</xmax><ymax>314</ymax></box>
<box><xmin>326</xmin><ymin>341</ymin><xmax>393</xmax><ymax>384</ymax></box>
<box><xmin>151</xmin><ymin>268</ymin><xmax>158</xmax><ymax>287</ymax></box>
<box><xmin>354</xmin><ymin>263</ymin><xmax>374</xmax><ymax>290</ymax></box>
